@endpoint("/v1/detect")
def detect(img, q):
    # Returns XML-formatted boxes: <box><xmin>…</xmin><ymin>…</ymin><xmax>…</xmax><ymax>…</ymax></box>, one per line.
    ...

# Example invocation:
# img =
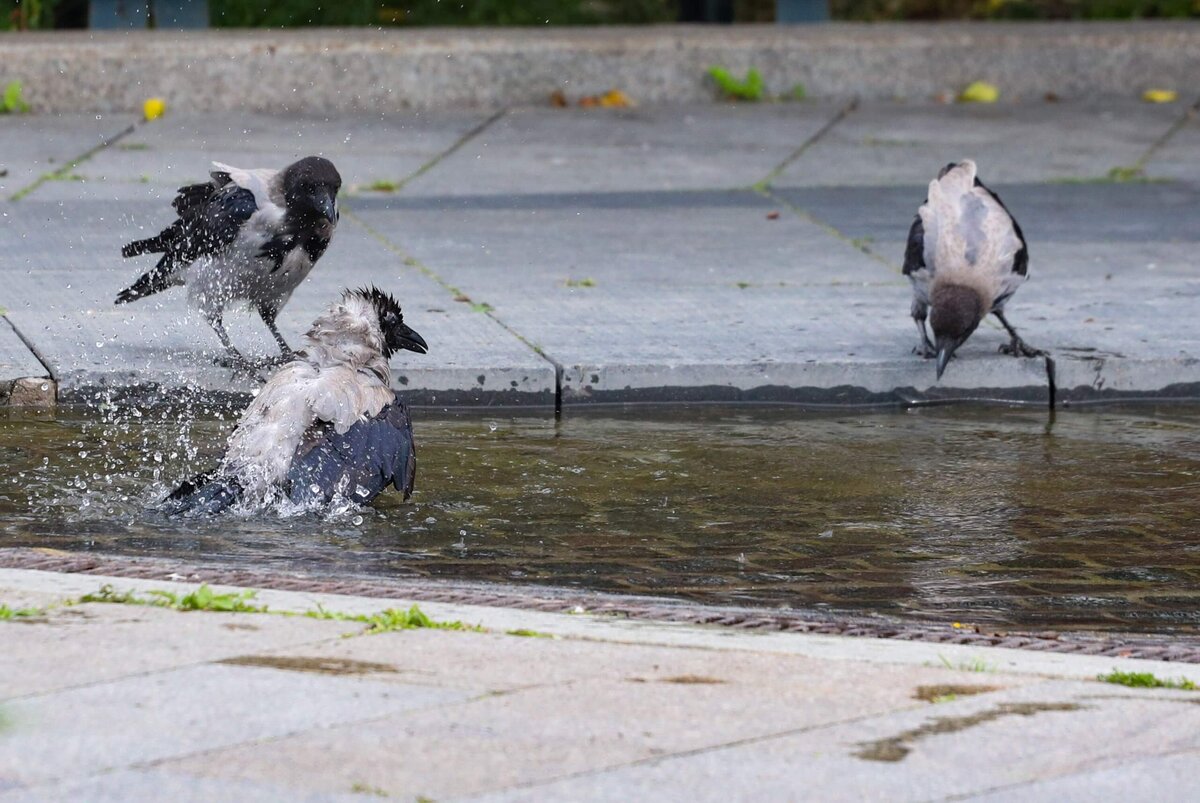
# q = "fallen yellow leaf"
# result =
<box><xmin>599</xmin><ymin>89</ymin><xmax>632</xmax><ymax>108</ymax></box>
<box><xmin>958</xmin><ymin>81</ymin><xmax>999</xmax><ymax>103</ymax></box>
<box><xmin>1142</xmin><ymin>89</ymin><xmax>1178</xmax><ymax>104</ymax></box>
<box><xmin>142</xmin><ymin>97</ymin><xmax>166</xmax><ymax>121</ymax></box>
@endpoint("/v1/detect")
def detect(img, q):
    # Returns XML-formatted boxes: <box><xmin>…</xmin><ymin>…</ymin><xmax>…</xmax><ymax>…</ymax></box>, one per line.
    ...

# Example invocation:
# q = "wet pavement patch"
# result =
<box><xmin>854</xmin><ymin>702</ymin><xmax>1084</xmax><ymax>762</ymax></box>
<box><xmin>217</xmin><ymin>655</ymin><xmax>399</xmax><ymax>677</ymax></box>
<box><xmin>912</xmin><ymin>684</ymin><xmax>1001</xmax><ymax>703</ymax></box>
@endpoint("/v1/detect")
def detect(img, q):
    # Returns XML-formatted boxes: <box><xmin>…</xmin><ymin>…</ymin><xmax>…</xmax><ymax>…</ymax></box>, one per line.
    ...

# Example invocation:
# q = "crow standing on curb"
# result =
<box><xmin>162</xmin><ymin>287</ymin><xmax>428</xmax><ymax>517</ymax></box>
<box><xmin>903</xmin><ymin>160</ymin><xmax>1043</xmax><ymax>378</ymax></box>
<box><xmin>117</xmin><ymin>156</ymin><xmax>342</xmax><ymax>372</ymax></box>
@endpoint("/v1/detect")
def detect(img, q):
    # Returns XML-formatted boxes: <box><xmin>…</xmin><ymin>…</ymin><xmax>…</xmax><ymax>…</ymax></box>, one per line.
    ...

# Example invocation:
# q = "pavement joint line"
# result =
<box><xmin>341</xmin><ymin>209</ymin><xmax>565</xmax><ymax>413</ymax></box>
<box><xmin>753</xmin><ymin>97</ymin><xmax>859</xmax><ymax>191</ymax></box>
<box><xmin>2</xmin><ymin>315</ymin><xmax>54</xmax><ymax>381</ymax></box>
<box><xmin>485</xmin><ymin>698</ymin><xmax>938</xmax><ymax>796</ymax></box>
<box><xmin>937</xmin><ymin>744</ymin><xmax>1200</xmax><ymax>802</ymax></box>
<box><xmin>8</xmin><ymin>118</ymin><xmax>138</xmax><ymax>202</ymax></box>
<box><xmin>1133</xmin><ymin>95</ymin><xmax>1200</xmax><ymax>172</ymax></box>
<box><xmin>759</xmin><ymin>184</ymin><xmax>899</xmax><ymax>273</ymax></box>
<box><xmin>393</xmin><ymin>106</ymin><xmax>508</xmax><ymax>193</ymax></box>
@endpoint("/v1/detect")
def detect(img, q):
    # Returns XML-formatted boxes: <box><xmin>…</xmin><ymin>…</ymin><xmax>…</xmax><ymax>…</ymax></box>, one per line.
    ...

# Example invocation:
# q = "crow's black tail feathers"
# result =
<box><xmin>161</xmin><ymin>472</ymin><xmax>243</xmax><ymax>517</ymax></box>
<box><xmin>121</xmin><ymin>236</ymin><xmax>168</xmax><ymax>259</ymax></box>
<box><xmin>115</xmin><ymin>263</ymin><xmax>174</xmax><ymax>305</ymax></box>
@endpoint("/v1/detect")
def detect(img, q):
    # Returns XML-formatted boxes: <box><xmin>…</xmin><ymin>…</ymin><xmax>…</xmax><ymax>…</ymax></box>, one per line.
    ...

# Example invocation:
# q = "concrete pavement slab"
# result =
<box><xmin>354</xmin><ymin>190</ymin><xmax>1050</xmax><ymax>404</ymax></box>
<box><xmin>0</xmin><ymin>319</ymin><xmax>46</xmax><ymax>384</ymax></box>
<box><xmin>400</xmin><ymin>104</ymin><xmax>842</xmax><ymax>196</ymax></box>
<box><xmin>968</xmin><ymin>748</ymin><xmax>1200</xmax><ymax>802</ymax></box>
<box><xmin>162</xmin><ymin>649</ymin><xmax>984</xmax><ymax>799</ymax></box>
<box><xmin>774</xmin><ymin>101</ymin><xmax>1182</xmax><ymax>187</ymax></box>
<box><xmin>1</xmin><ymin>662</ymin><xmax>469</xmax><ymax>788</ymax></box>
<box><xmin>0</xmin><ymin>114</ymin><xmax>137</xmax><ymax>199</ymax></box>
<box><xmin>0</xmin><ymin>769</ymin><xmax>368</xmax><ymax>803</ymax></box>
<box><xmin>0</xmin><ymin>201</ymin><xmax>553</xmax><ymax>403</ymax></box>
<box><xmin>1142</xmin><ymin>102</ymin><xmax>1200</xmax><ymax>183</ymax></box>
<box><xmin>23</xmin><ymin>111</ymin><xmax>493</xmax><ymax>202</ymax></box>
<box><xmin>481</xmin><ymin>680</ymin><xmax>1200</xmax><ymax>802</ymax></box>
<box><xmin>0</xmin><ymin>602</ymin><xmax>355</xmax><ymax>699</ymax></box>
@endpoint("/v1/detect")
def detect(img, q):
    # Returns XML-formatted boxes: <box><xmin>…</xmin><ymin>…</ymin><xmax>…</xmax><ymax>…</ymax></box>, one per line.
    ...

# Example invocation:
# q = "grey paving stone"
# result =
<box><xmin>967</xmin><ymin>748</ymin><xmax>1200</xmax><ymax>802</ymax></box>
<box><xmin>0</xmin><ymin>769</ymin><xmax>366</xmax><ymax>803</ymax></box>
<box><xmin>1143</xmin><ymin>103</ymin><xmax>1200</xmax><ymax>183</ymax></box>
<box><xmin>401</xmin><ymin>104</ymin><xmax>841</xmax><ymax>197</ymax></box>
<box><xmin>0</xmin><ymin>201</ymin><xmax>553</xmax><ymax>403</ymax></box>
<box><xmin>23</xmin><ymin>111</ymin><xmax>492</xmax><ymax>202</ymax></box>
<box><xmin>477</xmin><ymin>681</ymin><xmax>1200</xmax><ymax>802</ymax></box>
<box><xmin>0</xmin><ymin>114</ymin><xmax>136</xmax><ymax>199</ymax></box>
<box><xmin>0</xmin><ymin>602</ymin><xmax>355</xmax><ymax>699</ymax></box>
<box><xmin>774</xmin><ymin>101</ymin><xmax>1182</xmax><ymax>187</ymax></box>
<box><xmin>0</xmin><ymin>662</ymin><xmax>469</xmax><ymax>787</ymax></box>
<box><xmin>162</xmin><ymin>655</ymin><xmax>956</xmax><ymax>799</ymax></box>
<box><xmin>0</xmin><ymin>318</ymin><xmax>45</xmax><ymax>382</ymax></box>
<box><xmin>354</xmin><ymin>191</ymin><xmax>1050</xmax><ymax>403</ymax></box>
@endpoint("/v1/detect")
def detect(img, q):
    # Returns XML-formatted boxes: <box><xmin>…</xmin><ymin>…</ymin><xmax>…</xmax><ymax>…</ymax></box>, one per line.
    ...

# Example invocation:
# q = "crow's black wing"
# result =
<box><xmin>973</xmin><ymin>177</ymin><xmax>1028</xmax><ymax>277</ymax></box>
<box><xmin>901</xmin><ymin>215</ymin><xmax>926</xmax><ymax>277</ymax></box>
<box><xmin>286</xmin><ymin>396</ymin><xmax>417</xmax><ymax>508</ymax></box>
<box><xmin>117</xmin><ymin>179</ymin><xmax>259</xmax><ymax>303</ymax></box>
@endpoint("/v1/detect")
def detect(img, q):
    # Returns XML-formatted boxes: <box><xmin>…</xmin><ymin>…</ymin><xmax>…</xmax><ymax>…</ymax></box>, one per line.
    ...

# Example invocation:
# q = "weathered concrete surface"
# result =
<box><xmin>773</xmin><ymin>100</ymin><xmax>1185</xmax><ymax>186</ymax></box>
<box><xmin>2</xmin><ymin>24</ymin><xmax>1200</xmax><ymax>114</ymax></box>
<box><xmin>2</xmin><ymin>98</ymin><xmax>1198</xmax><ymax>406</ymax></box>
<box><xmin>399</xmin><ymin>104</ymin><xmax>843</xmax><ymax>196</ymax></box>
<box><xmin>0</xmin><ymin>113</ymin><xmax>137</xmax><ymax>199</ymax></box>
<box><xmin>2</xmin><ymin>568</ymin><xmax>1199</xmax><ymax>801</ymax></box>
<box><xmin>22</xmin><ymin>110</ymin><xmax>494</xmax><ymax>201</ymax></box>
<box><xmin>0</xmin><ymin>200</ymin><xmax>554</xmax><ymax>404</ymax></box>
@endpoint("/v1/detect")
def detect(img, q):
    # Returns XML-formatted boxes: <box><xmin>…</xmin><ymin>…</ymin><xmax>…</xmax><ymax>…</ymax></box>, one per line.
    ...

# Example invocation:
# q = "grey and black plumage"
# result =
<box><xmin>117</xmin><ymin>156</ymin><xmax>342</xmax><ymax>370</ymax></box>
<box><xmin>162</xmin><ymin>288</ymin><xmax>428</xmax><ymax>517</ymax></box>
<box><xmin>903</xmin><ymin>159</ymin><xmax>1042</xmax><ymax>378</ymax></box>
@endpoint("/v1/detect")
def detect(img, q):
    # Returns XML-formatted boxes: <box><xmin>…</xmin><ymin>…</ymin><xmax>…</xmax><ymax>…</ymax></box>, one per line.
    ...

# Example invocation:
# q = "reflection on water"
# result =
<box><xmin>3</xmin><ymin>404</ymin><xmax>1200</xmax><ymax>634</ymax></box>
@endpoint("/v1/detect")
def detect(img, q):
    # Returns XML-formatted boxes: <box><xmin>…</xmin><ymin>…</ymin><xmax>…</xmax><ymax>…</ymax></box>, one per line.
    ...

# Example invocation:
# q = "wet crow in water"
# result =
<box><xmin>903</xmin><ymin>160</ymin><xmax>1042</xmax><ymax>378</ymax></box>
<box><xmin>117</xmin><ymin>156</ymin><xmax>342</xmax><ymax>371</ymax></box>
<box><xmin>163</xmin><ymin>288</ymin><xmax>427</xmax><ymax>516</ymax></box>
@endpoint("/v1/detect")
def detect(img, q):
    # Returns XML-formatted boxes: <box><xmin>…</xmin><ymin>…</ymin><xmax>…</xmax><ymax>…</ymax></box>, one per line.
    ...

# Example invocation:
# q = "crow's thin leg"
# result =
<box><xmin>994</xmin><ymin>310</ymin><xmax>1044</xmax><ymax>358</ymax></box>
<box><xmin>207</xmin><ymin>314</ymin><xmax>262</xmax><ymax>380</ymax></box>
<box><xmin>912</xmin><ymin>315</ymin><xmax>936</xmax><ymax>358</ymax></box>
<box><xmin>257</xmin><ymin>303</ymin><xmax>294</xmax><ymax>366</ymax></box>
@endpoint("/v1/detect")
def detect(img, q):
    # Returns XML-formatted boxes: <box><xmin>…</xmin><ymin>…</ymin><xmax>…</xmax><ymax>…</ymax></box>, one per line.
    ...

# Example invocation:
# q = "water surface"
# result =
<box><xmin>3</xmin><ymin>404</ymin><xmax>1199</xmax><ymax>634</ymax></box>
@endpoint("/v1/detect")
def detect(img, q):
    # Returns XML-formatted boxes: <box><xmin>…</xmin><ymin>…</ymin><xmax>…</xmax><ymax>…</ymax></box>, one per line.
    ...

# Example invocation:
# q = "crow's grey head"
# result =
<box><xmin>352</xmin><ymin>287</ymin><xmax>428</xmax><ymax>358</ymax></box>
<box><xmin>282</xmin><ymin>156</ymin><xmax>342</xmax><ymax>224</ymax></box>
<box><xmin>930</xmin><ymin>283</ymin><xmax>985</xmax><ymax>379</ymax></box>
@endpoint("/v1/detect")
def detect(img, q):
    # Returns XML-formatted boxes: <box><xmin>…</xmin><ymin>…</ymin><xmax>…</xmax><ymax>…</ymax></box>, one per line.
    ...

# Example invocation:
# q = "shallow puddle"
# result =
<box><xmin>3</xmin><ymin>404</ymin><xmax>1200</xmax><ymax>634</ymax></box>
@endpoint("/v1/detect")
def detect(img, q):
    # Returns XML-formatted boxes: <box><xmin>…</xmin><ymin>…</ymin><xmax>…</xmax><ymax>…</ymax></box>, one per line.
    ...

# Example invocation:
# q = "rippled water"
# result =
<box><xmin>3</xmin><ymin>403</ymin><xmax>1200</xmax><ymax>633</ymax></box>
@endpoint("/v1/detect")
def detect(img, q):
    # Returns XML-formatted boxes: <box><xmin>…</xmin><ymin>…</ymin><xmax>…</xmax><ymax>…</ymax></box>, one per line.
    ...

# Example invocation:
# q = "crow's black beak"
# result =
<box><xmin>936</xmin><ymin>347</ymin><xmax>952</xmax><ymax>380</ymax></box>
<box><xmin>934</xmin><ymin>336</ymin><xmax>963</xmax><ymax>380</ymax></box>
<box><xmin>313</xmin><ymin>189</ymin><xmax>337</xmax><ymax>224</ymax></box>
<box><xmin>393</xmin><ymin>324</ymin><xmax>428</xmax><ymax>355</ymax></box>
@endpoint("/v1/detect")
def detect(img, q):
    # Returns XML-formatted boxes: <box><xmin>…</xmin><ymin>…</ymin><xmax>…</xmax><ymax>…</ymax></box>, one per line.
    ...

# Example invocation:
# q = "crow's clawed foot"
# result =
<box><xmin>213</xmin><ymin>352</ymin><xmax>266</xmax><ymax>383</ymax></box>
<box><xmin>913</xmin><ymin>343</ymin><xmax>937</xmax><ymax>359</ymax></box>
<box><xmin>999</xmin><ymin>339</ymin><xmax>1046</xmax><ymax>359</ymax></box>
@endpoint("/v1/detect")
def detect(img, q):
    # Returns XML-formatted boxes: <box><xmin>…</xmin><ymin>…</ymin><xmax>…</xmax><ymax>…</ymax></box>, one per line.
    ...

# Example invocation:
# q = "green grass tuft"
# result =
<box><xmin>2</xmin><ymin>81</ymin><xmax>30</xmax><ymax>114</ymax></box>
<box><xmin>79</xmin><ymin>583</ymin><xmax>265</xmax><ymax>613</ymax></box>
<box><xmin>1098</xmin><ymin>670</ymin><xmax>1197</xmax><ymax>690</ymax></box>
<box><xmin>565</xmin><ymin>278</ymin><xmax>596</xmax><ymax>288</ymax></box>
<box><xmin>506</xmin><ymin>628</ymin><xmax>553</xmax><ymax>638</ymax></box>
<box><xmin>708</xmin><ymin>66</ymin><xmax>764</xmax><ymax>101</ymax></box>
<box><xmin>0</xmin><ymin>603</ymin><xmax>44</xmax><ymax>620</ymax></box>
<box><xmin>367</xmin><ymin>179</ymin><xmax>399</xmax><ymax>192</ymax></box>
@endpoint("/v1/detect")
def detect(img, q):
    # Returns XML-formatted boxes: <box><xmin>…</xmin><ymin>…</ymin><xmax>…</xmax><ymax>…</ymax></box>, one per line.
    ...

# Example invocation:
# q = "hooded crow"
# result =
<box><xmin>903</xmin><ymin>160</ymin><xmax>1043</xmax><ymax>378</ymax></box>
<box><xmin>162</xmin><ymin>287</ymin><xmax>428</xmax><ymax>516</ymax></box>
<box><xmin>117</xmin><ymin>156</ymin><xmax>342</xmax><ymax>371</ymax></box>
